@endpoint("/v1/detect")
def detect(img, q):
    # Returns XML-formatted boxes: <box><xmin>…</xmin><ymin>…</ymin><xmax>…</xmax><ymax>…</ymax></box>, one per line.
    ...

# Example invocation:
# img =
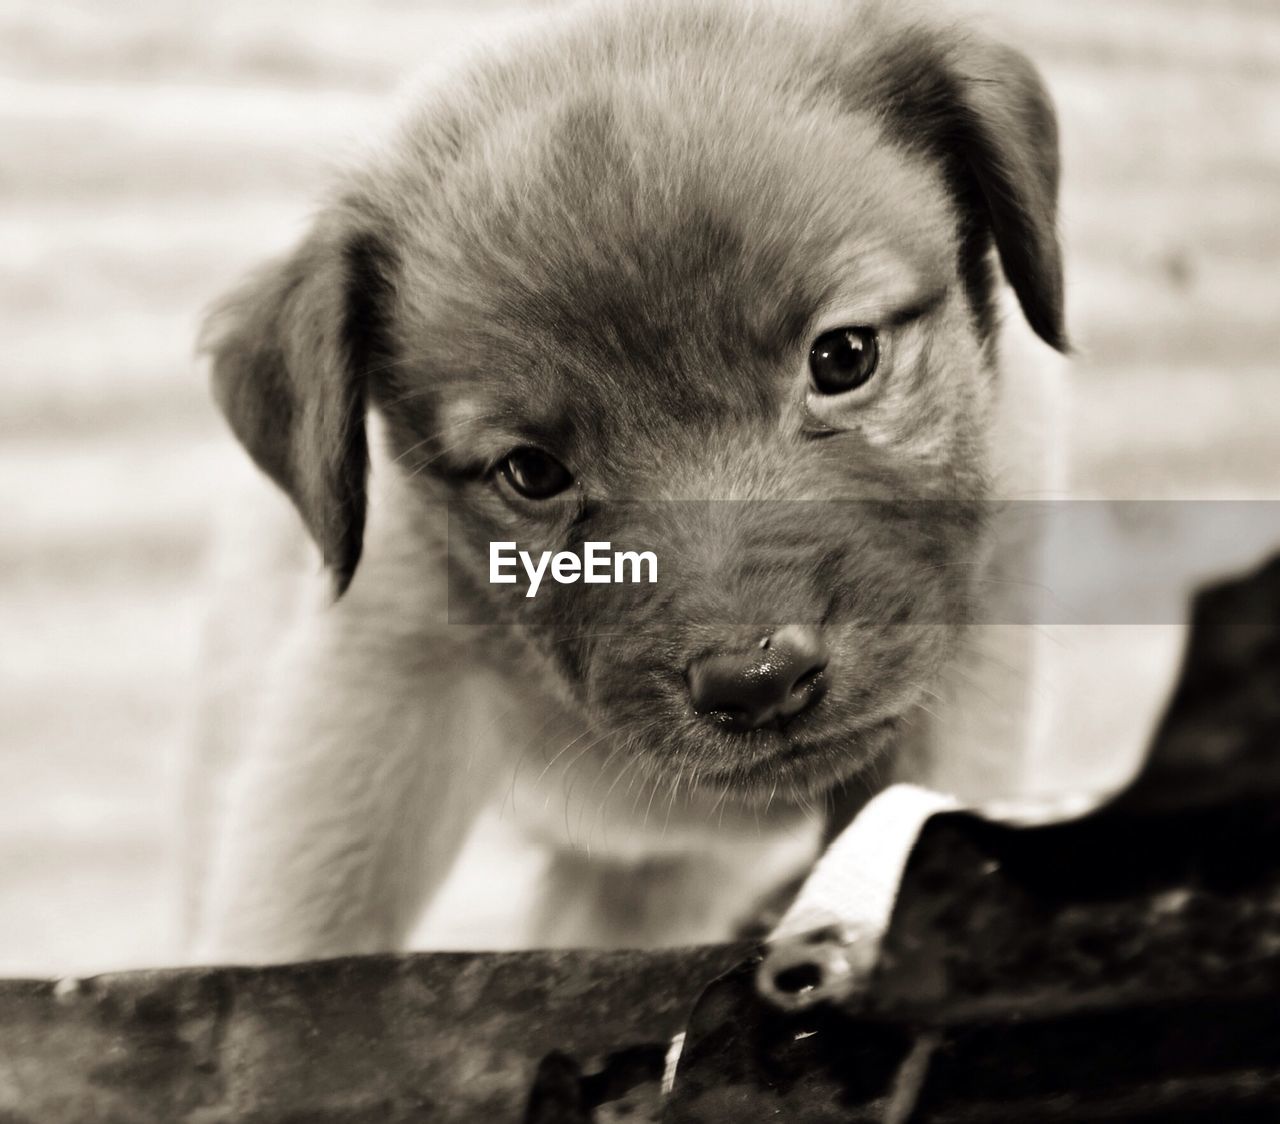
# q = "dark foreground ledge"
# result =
<box><xmin>4</xmin><ymin>556</ymin><xmax>1280</xmax><ymax>1123</ymax></box>
<box><xmin>1</xmin><ymin>943</ymin><xmax>747</xmax><ymax>1123</ymax></box>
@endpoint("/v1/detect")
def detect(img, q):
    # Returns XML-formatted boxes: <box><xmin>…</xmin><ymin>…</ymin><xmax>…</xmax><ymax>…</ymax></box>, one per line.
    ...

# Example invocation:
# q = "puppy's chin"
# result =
<box><xmin>593</xmin><ymin>700</ymin><xmax>905</xmax><ymax>812</ymax></box>
<box><xmin>684</xmin><ymin>716</ymin><xmax>904</xmax><ymax>807</ymax></box>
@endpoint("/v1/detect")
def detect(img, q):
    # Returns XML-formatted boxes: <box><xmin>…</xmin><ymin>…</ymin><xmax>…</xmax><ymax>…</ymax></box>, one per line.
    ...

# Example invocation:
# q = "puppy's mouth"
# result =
<box><xmin>691</xmin><ymin>715</ymin><xmax>903</xmax><ymax>803</ymax></box>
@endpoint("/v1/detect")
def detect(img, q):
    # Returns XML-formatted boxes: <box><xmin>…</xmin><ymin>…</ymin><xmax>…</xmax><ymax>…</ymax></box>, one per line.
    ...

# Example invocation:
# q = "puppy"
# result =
<box><xmin>189</xmin><ymin>0</ymin><xmax>1071</xmax><ymax>962</ymax></box>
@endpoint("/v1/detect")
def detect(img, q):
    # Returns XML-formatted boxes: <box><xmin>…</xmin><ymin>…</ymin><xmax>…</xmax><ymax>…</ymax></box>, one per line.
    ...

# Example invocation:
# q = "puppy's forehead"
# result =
<box><xmin>391</xmin><ymin>38</ymin><xmax>957</xmax><ymax>447</ymax></box>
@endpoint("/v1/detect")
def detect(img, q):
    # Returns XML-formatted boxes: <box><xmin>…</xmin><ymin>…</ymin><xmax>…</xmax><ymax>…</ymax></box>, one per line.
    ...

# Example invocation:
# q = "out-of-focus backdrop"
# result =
<box><xmin>1</xmin><ymin>0</ymin><xmax>1278</xmax><ymax>977</ymax></box>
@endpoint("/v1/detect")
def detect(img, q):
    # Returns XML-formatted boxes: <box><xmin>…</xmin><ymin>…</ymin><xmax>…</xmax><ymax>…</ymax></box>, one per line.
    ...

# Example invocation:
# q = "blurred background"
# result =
<box><xmin>1</xmin><ymin>0</ymin><xmax>1277</xmax><ymax>977</ymax></box>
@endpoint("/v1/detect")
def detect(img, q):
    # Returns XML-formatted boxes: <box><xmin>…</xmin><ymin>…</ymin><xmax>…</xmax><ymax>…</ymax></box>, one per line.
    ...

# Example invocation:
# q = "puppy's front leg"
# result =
<box><xmin>193</xmin><ymin>610</ymin><xmax>496</xmax><ymax>965</ymax></box>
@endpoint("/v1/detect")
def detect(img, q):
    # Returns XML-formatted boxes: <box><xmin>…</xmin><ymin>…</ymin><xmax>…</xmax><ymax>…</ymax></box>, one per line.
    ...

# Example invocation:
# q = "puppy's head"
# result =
<box><xmin>203</xmin><ymin>1</ymin><xmax>1065</xmax><ymax>802</ymax></box>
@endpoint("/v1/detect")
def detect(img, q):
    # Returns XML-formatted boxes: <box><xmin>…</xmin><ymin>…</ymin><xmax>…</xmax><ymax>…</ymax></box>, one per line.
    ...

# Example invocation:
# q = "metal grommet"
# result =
<box><xmin>756</xmin><ymin>922</ymin><xmax>876</xmax><ymax>1012</ymax></box>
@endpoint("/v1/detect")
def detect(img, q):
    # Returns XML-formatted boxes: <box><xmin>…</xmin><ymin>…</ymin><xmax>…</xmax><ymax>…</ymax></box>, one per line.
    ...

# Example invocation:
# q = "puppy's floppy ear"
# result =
<box><xmin>850</xmin><ymin>15</ymin><xmax>1068</xmax><ymax>352</ymax></box>
<box><xmin>201</xmin><ymin>207</ymin><xmax>396</xmax><ymax>595</ymax></box>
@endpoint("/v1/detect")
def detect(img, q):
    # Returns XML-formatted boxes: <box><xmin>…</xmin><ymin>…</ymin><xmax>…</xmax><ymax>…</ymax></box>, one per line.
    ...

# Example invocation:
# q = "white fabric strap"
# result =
<box><xmin>758</xmin><ymin>782</ymin><xmax>1111</xmax><ymax>1010</ymax></box>
<box><xmin>758</xmin><ymin>784</ymin><xmax>956</xmax><ymax>1010</ymax></box>
<box><xmin>772</xmin><ymin>784</ymin><xmax>959</xmax><ymax>942</ymax></box>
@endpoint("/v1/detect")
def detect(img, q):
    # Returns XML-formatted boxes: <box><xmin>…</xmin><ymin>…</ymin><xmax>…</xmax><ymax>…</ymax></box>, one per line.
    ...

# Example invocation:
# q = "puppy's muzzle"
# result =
<box><xmin>687</xmin><ymin>624</ymin><xmax>829</xmax><ymax>733</ymax></box>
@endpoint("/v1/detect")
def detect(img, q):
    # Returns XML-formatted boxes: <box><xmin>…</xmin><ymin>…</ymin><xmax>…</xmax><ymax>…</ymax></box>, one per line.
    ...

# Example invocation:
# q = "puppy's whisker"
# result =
<box><xmin>401</xmin><ymin>434</ymin><xmax>489</xmax><ymax>477</ymax></box>
<box><xmin>640</xmin><ymin>757</ymin><xmax>669</xmax><ymax>833</ymax></box>
<box><xmin>388</xmin><ymin>434</ymin><xmax>440</xmax><ymax>470</ymax></box>
<box><xmin>659</xmin><ymin>741</ymin><xmax>698</xmax><ymax>840</ymax></box>
<box><xmin>560</xmin><ymin>728</ymin><xmax>624</xmax><ymax>843</ymax></box>
<box><xmin>500</xmin><ymin>708</ymin><xmax>570</xmax><ymax>821</ymax></box>
<box><xmin>627</xmin><ymin>751</ymin><xmax>663</xmax><ymax>818</ymax></box>
<box><xmin>705</xmin><ymin>776</ymin><xmax>734</xmax><ymax>827</ymax></box>
<box><xmin>575</xmin><ymin>737</ymin><xmax>630</xmax><ymax>848</ymax></box>
<box><xmin>384</xmin><ymin>411</ymin><xmax>499</xmax><ymax>472</ymax></box>
<box><xmin>391</xmin><ymin>414</ymin><xmax>510</xmax><ymax>477</ymax></box>
<box><xmin>551</xmin><ymin>729</ymin><xmax>614</xmax><ymax>794</ymax></box>
<box><xmin>530</xmin><ymin>724</ymin><xmax>602</xmax><ymax>796</ymax></box>
<box><xmin>590</xmin><ymin>744</ymin><xmax>650</xmax><ymax>854</ymax></box>
<box><xmin>661</xmin><ymin>752</ymin><xmax>688</xmax><ymax>830</ymax></box>
<box><xmin>362</xmin><ymin>353</ymin><xmax>431</xmax><ymax>382</ymax></box>
<box><xmin>581</xmin><ymin>719</ymin><xmax>666</xmax><ymax>851</ymax></box>
<box><xmin>912</xmin><ymin>698</ymin><xmax>945</xmax><ymax>725</ymax></box>
<box><xmin>660</xmin><ymin>730</ymin><xmax>703</xmax><ymax>834</ymax></box>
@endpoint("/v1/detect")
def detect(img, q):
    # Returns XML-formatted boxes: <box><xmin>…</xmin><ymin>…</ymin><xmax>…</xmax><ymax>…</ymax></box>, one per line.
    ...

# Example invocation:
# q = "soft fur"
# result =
<box><xmin>189</xmin><ymin>0</ymin><xmax>1072</xmax><ymax>961</ymax></box>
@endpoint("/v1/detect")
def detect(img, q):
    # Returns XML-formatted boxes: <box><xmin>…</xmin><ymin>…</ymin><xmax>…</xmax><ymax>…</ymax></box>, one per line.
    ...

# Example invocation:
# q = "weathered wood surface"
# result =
<box><xmin>0</xmin><ymin>944</ymin><xmax>747</xmax><ymax>1123</ymax></box>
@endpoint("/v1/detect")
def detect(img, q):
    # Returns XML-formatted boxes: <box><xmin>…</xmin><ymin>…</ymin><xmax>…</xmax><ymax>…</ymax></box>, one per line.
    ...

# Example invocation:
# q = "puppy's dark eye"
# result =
<box><xmin>809</xmin><ymin>327</ymin><xmax>879</xmax><ymax>394</ymax></box>
<box><xmin>499</xmin><ymin>446</ymin><xmax>573</xmax><ymax>500</ymax></box>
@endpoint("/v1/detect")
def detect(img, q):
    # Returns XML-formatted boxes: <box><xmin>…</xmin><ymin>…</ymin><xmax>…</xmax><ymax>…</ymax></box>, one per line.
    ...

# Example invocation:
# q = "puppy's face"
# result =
<box><xmin>205</xmin><ymin>1</ymin><xmax>1066</xmax><ymax>803</ymax></box>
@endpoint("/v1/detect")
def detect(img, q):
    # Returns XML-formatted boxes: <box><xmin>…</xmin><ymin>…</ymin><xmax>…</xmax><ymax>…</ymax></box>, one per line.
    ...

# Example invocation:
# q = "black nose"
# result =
<box><xmin>687</xmin><ymin>624</ymin><xmax>830</xmax><ymax>732</ymax></box>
